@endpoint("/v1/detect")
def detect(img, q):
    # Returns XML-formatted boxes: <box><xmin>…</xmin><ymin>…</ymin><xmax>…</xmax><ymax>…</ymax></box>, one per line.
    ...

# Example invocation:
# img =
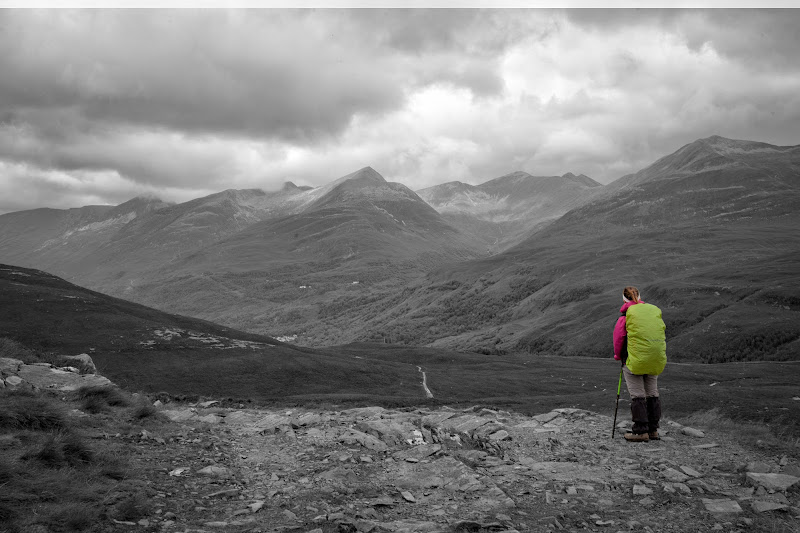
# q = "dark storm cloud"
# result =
<box><xmin>0</xmin><ymin>8</ymin><xmax>533</xmax><ymax>199</ymax></box>
<box><xmin>0</xmin><ymin>10</ymin><xmax>404</xmax><ymax>143</ymax></box>
<box><xmin>1</xmin><ymin>8</ymin><xmax>799</xmax><ymax>214</ymax></box>
<box><xmin>0</xmin><ymin>9</ymin><xmax>523</xmax><ymax>144</ymax></box>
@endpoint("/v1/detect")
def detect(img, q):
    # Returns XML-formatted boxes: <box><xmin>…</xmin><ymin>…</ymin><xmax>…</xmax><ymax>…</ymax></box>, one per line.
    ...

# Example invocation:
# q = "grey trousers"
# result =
<box><xmin>623</xmin><ymin>365</ymin><xmax>659</xmax><ymax>399</ymax></box>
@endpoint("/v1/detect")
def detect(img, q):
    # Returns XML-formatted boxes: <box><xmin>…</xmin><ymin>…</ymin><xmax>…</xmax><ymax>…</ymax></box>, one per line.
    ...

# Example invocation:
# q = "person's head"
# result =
<box><xmin>622</xmin><ymin>286</ymin><xmax>640</xmax><ymax>303</ymax></box>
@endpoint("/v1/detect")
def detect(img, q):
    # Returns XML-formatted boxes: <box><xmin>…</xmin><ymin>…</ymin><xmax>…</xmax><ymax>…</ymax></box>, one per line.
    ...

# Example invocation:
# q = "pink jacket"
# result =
<box><xmin>613</xmin><ymin>300</ymin><xmax>643</xmax><ymax>360</ymax></box>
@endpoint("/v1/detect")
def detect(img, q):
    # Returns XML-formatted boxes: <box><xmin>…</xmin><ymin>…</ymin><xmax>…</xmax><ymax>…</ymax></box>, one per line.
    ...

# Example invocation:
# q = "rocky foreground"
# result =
<box><xmin>110</xmin><ymin>401</ymin><xmax>798</xmax><ymax>533</ymax></box>
<box><xmin>2</xmin><ymin>357</ymin><xmax>799</xmax><ymax>532</ymax></box>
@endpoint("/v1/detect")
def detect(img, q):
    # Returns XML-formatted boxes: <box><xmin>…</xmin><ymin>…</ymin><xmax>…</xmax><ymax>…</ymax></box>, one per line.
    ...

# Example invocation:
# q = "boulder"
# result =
<box><xmin>63</xmin><ymin>354</ymin><xmax>97</xmax><ymax>373</ymax></box>
<box><xmin>0</xmin><ymin>357</ymin><xmax>23</xmax><ymax>374</ymax></box>
<box><xmin>16</xmin><ymin>364</ymin><xmax>112</xmax><ymax>391</ymax></box>
<box><xmin>4</xmin><ymin>375</ymin><xmax>24</xmax><ymax>387</ymax></box>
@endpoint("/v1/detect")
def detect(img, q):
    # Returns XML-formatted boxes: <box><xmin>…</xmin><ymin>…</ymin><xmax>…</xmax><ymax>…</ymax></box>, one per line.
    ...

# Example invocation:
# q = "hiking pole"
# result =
<box><xmin>611</xmin><ymin>362</ymin><xmax>623</xmax><ymax>439</ymax></box>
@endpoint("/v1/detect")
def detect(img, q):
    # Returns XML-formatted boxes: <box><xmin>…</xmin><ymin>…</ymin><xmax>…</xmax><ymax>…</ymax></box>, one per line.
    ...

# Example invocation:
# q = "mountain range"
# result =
<box><xmin>417</xmin><ymin>171</ymin><xmax>602</xmax><ymax>251</ymax></box>
<box><xmin>1</xmin><ymin>135</ymin><xmax>798</xmax><ymax>361</ymax></box>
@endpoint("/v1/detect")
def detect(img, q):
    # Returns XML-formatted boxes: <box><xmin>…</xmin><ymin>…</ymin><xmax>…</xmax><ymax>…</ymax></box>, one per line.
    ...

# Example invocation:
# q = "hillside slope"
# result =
<box><xmin>357</xmin><ymin>137</ymin><xmax>800</xmax><ymax>362</ymax></box>
<box><xmin>0</xmin><ymin>264</ymin><xmax>428</xmax><ymax>399</ymax></box>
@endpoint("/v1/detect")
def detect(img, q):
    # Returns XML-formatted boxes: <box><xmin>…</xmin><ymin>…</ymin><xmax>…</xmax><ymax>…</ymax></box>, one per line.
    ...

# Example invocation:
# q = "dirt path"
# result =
<box><xmin>418</xmin><ymin>365</ymin><xmax>434</xmax><ymax>398</ymax></box>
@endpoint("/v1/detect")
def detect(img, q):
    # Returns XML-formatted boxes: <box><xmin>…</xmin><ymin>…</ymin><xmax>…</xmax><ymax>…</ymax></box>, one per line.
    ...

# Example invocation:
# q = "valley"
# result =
<box><xmin>0</xmin><ymin>136</ymin><xmax>797</xmax><ymax>360</ymax></box>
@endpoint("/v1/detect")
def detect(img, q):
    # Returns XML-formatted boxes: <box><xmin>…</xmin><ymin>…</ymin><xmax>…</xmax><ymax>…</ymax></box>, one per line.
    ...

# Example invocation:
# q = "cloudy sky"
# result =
<box><xmin>1</xmin><ymin>8</ymin><xmax>799</xmax><ymax>213</ymax></box>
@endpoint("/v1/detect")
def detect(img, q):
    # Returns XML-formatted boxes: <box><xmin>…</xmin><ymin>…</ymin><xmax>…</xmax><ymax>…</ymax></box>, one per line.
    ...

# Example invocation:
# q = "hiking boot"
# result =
<box><xmin>648</xmin><ymin>431</ymin><xmax>660</xmax><ymax>440</ymax></box>
<box><xmin>624</xmin><ymin>432</ymin><xmax>650</xmax><ymax>442</ymax></box>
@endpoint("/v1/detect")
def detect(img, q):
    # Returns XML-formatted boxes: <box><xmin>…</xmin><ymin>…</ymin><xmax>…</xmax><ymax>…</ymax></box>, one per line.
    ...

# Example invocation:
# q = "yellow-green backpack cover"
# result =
<box><xmin>625</xmin><ymin>303</ymin><xmax>667</xmax><ymax>375</ymax></box>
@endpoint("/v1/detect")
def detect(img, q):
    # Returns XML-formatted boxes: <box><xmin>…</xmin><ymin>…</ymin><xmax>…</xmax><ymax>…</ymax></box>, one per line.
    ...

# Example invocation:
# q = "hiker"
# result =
<box><xmin>613</xmin><ymin>286</ymin><xmax>667</xmax><ymax>442</ymax></box>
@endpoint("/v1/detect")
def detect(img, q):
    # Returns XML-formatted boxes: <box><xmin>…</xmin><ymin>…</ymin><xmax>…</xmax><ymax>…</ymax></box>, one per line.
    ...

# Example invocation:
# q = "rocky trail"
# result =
<box><xmin>2</xmin><ymin>356</ymin><xmax>799</xmax><ymax>532</ymax></box>
<box><xmin>112</xmin><ymin>402</ymin><xmax>799</xmax><ymax>533</ymax></box>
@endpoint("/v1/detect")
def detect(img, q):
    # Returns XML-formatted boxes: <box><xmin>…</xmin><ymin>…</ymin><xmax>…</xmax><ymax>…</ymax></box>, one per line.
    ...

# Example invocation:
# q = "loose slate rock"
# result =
<box><xmin>680</xmin><ymin>465</ymin><xmax>703</xmax><ymax>478</ymax></box>
<box><xmin>682</xmin><ymin>427</ymin><xmax>705</xmax><ymax>438</ymax></box>
<box><xmin>746</xmin><ymin>473</ymin><xmax>800</xmax><ymax>491</ymax></box>
<box><xmin>751</xmin><ymin>501</ymin><xmax>788</xmax><ymax>513</ymax></box>
<box><xmin>662</xmin><ymin>468</ymin><xmax>690</xmax><ymax>483</ymax></box>
<box><xmin>401</xmin><ymin>491</ymin><xmax>416</xmax><ymax>503</ymax></box>
<box><xmin>197</xmin><ymin>465</ymin><xmax>231</xmax><ymax>477</ymax></box>
<box><xmin>532</xmin><ymin>412</ymin><xmax>560</xmax><ymax>424</ymax></box>
<box><xmin>703</xmin><ymin>499</ymin><xmax>743</xmax><ymax>514</ymax></box>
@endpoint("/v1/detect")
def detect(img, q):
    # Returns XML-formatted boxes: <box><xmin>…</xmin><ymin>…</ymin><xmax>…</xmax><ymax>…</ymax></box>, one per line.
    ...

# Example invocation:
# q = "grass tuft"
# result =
<box><xmin>22</xmin><ymin>432</ymin><xmax>94</xmax><ymax>468</ymax></box>
<box><xmin>74</xmin><ymin>385</ymin><xmax>130</xmax><ymax>406</ymax></box>
<box><xmin>0</xmin><ymin>392</ymin><xmax>67</xmax><ymax>431</ymax></box>
<box><xmin>130</xmin><ymin>402</ymin><xmax>160</xmax><ymax>421</ymax></box>
<box><xmin>110</xmin><ymin>493</ymin><xmax>152</xmax><ymax>521</ymax></box>
<box><xmin>48</xmin><ymin>503</ymin><xmax>99</xmax><ymax>532</ymax></box>
<box><xmin>0</xmin><ymin>388</ymin><xmax>151</xmax><ymax>532</ymax></box>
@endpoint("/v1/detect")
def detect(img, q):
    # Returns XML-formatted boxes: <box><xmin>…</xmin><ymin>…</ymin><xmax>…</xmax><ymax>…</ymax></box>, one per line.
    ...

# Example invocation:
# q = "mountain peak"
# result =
<box><xmin>696</xmin><ymin>135</ymin><xmax>790</xmax><ymax>156</ymax></box>
<box><xmin>338</xmin><ymin>166</ymin><xmax>386</xmax><ymax>185</ymax></box>
<box><xmin>562</xmin><ymin>172</ymin><xmax>601</xmax><ymax>188</ymax></box>
<box><xmin>114</xmin><ymin>195</ymin><xmax>169</xmax><ymax>213</ymax></box>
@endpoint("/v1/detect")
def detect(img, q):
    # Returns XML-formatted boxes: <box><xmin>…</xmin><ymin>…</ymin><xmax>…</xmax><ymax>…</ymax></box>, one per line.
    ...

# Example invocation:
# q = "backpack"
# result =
<box><xmin>624</xmin><ymin>303</ymin><xmax>667</xmax><ymax>375</ymax></box>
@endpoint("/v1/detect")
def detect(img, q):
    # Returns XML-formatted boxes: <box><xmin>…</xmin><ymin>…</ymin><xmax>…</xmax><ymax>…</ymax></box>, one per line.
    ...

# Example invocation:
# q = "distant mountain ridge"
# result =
<box><xmin>0</xmin><ymin>166</ymin><xmax>488</xmax><ymax>345</ymax></box>
<box><xmin>610</xmin><ymin>135</ymin><xmax>800</xmax><ymax>191</ymax></box>
<box><xmin>416</xmin><ymin>171</ymin><xmax>602</xmax><ymax>250</ymax></box>
<box><xmin>1</xmin><ymin>136</ymin><xmax>798</xmax><ymax>359</ymax></box>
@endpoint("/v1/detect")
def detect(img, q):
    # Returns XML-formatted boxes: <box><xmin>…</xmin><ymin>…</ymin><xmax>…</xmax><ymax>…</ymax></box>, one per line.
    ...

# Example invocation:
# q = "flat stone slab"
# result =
<box><xmin>163</xmin><ymin>409</ymin><xmax>198</xmax><ymax>422</ymax></box>
<box><xmin>746</xmin><ymin>473</ymin><xmax>800</xmax><ymax>491</ymax></box>
<box><xmin>518</xmin><ymin>460</ymin><xmax>618</xmax><ymax>483</ymax></box>
<box><xmin>340</xmin><ymin>406</ymin><xmax>386</xmax><ymax>419</ymax></box>
<box><xmin>512</xmin><ymin>420</ymin><xmax>542</xmax><ymax>429</ymax></box>
<box><xmin>244</xmin><ymin>414</ymin><xmax>291</xmax><ymax>434</ymax></box>
<box><xmin>421</xmin><ymin>411</ymin><xmax>459</xmax><ymax>427</ymax></box>
<box><xmin>532</xmin><ymin>412</ymin><xmax>561</xmax><ymax>424</ymax></box>
<box><xmin>340</xmin><ymin>429</ymin><xmax>389</xmax><ymax>452</ymax></box>
<box><xmin>661</xmin><ymin>468</ymin><xmax>690</xmax><ymax>483</ymax></box>
<box><xmin>441</xmin><ymin>416</ymin><xmax>492</xmax><ymax>435</ymax></box>
<box><xmin>393</xmin><ymin>444</ymin><xmax>441</xmax><ymax>462</ymax></box>
<box><xmin>751</xmin><ymin>500</ymin><xmax>789</xmax><ymax>513</ymax></box>
<box><xmin>680</xmin><ymin>466</ymin><xmax>702</xmax><ymax>478</ymax></box>
<box><xmin>16</xmin><ymin>364</ymin><xmax>112</xmax><ymax>391</ymax></box>
<box><xmin>702</xmin><ymin>498</ymin><xmax>742</xmax><ymax>514</ymax></box>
